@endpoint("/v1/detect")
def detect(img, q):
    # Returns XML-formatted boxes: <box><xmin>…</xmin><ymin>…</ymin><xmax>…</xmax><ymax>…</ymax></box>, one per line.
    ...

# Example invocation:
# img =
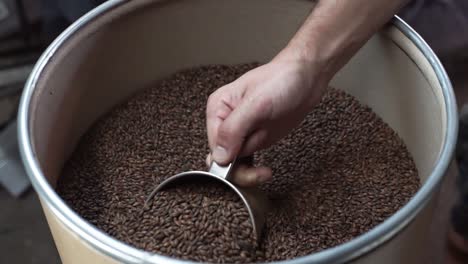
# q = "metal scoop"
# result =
<box><xmin>145</xmin><ymin>157</ymin><xmax>270</xmax><ymax>241</ymax></box>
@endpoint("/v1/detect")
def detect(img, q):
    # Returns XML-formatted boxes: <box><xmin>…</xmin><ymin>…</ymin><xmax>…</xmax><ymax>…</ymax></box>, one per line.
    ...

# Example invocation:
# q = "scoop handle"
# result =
<box><xmin>208</xmin><ymin>156</ymin><xmax>253</xmax><ymax>182</ymax></box>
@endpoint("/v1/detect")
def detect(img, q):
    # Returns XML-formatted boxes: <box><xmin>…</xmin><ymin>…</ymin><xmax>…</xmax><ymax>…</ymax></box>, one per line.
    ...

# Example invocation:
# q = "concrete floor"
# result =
<box><xmin>0</xmin><ymin>189</ymin><xmax>60</xmax><ymax>264</ymax></box>
<box><xmin>0</xmin><ymin>58</ymin><xmax>467</xmax><ymax>264</ymax></box>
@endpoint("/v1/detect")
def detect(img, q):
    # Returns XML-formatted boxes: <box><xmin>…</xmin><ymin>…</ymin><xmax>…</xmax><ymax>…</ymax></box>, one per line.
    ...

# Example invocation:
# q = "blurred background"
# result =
<box><xmin>0</xmin><ymin>0</ymin><xmax>467</xmax><ymax>263</ymax></box>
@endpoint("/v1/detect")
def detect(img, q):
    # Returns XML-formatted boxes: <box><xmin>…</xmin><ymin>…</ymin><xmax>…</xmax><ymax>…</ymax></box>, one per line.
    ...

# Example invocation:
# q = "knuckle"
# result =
<box><xmin>206</xmin><ymin>93</ymin><xmax>220</xmax><ymax>115</ymax></box>
<box><xmin>206</xmin><ymin>94</ymin><xmax>217</xmax><ymax>108</ymax></box>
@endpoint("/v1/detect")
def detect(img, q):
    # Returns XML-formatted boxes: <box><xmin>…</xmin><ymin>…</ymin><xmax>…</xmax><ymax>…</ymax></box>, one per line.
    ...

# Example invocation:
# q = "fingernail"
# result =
<box><xmin>205</xmin><ymin>153</ymin><xmax>212</xmax><ymax>167</ymax></box>
<box><xmin>213</xmin><ymin>146</ymin><xmax>229</xmax><ymax>164</ymax></box>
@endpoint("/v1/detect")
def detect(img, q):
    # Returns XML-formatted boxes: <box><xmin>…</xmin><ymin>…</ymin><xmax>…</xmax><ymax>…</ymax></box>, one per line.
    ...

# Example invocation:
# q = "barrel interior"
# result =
<box><xmin>29</xmin><ymin>0</ymin><xmax>444</xmax><ymax>207</ymax></box>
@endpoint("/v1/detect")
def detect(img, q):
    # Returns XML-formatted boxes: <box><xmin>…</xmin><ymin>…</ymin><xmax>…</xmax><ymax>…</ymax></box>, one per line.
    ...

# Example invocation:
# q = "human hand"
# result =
<box><xmin>205</xmin><ymin>53</ymin><xmax>329</xmax><ymax>187</ymax></box>
<box><xmin>205</xmin><ymin>0</ymin><xmax>407</xmax><ymax>188</ymax></box>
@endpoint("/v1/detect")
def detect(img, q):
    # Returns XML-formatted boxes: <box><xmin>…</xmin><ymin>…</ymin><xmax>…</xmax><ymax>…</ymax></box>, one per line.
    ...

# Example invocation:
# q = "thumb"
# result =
<box><xmin>213</xmin><ymin>97</ymin><xmax>272</xmax><ymax>164</ymax></box>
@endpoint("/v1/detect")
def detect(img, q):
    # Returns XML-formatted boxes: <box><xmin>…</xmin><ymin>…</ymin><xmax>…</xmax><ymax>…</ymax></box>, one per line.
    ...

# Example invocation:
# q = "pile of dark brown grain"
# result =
<box><xmin>57</xmin><ymin>63</ymin><xmax>420</xmax><ymax>263</ymax></box>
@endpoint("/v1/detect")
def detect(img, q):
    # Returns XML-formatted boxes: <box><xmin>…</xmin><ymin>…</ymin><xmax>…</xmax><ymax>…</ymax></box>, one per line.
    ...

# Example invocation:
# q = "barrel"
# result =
<box><xmin>18</xmin><ymin>0</ymin><xmax>457</xmax><ymax>263</ymax></box>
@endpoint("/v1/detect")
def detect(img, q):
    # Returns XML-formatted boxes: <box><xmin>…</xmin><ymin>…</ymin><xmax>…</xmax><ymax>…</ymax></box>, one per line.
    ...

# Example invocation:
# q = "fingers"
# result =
<box><xmin>206</xmin><ymin>92</ymin><xmax>233</xmax><ymax>152</ymax></box>
<box><xmin>206</xmin><ymin>81</ymin><xmax>246</xmax><ymax>152</ymax></box>
<box><xmin>231</xmin><ymin>165</ymin><xmax>272</xmax><ymax>187</ymax></box>
<box><xmin>205</xmin><ymin>153</ymin><xmax>212</xmax><ymax>168</ymax></box>
<box><xmin>205</xmin><ymin>153</ymin><xmax>272</xmax><ymax>187</ymax></box>
<box><xmin>213</xmin><ymin>97</ymin><xmax>273</xmax><ymax>164</ymax></box>
<box><xmin>239</xmin><ymin>129</ymin><xmax>270</xmax><ymax>157</ymax></box>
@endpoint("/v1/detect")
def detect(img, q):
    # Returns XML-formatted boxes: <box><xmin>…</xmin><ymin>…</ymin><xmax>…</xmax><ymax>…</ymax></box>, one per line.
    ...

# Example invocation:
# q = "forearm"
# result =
<box><xmin>278</xmin><ymin>0</ymin><xmax>409</xmax><ymax>83</ymax></box>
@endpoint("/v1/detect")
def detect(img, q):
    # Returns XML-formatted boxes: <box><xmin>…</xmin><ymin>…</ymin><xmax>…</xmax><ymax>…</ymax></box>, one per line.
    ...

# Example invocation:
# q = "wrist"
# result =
<box><xmin>273</xmin><ymin>39</ymin><xmax>335</xmax><ymax>88</ymax></box>
<box><xmin>275</xmin><ymin>0</ymin><xmax>408</xmax><ymax>88</ymax></box>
